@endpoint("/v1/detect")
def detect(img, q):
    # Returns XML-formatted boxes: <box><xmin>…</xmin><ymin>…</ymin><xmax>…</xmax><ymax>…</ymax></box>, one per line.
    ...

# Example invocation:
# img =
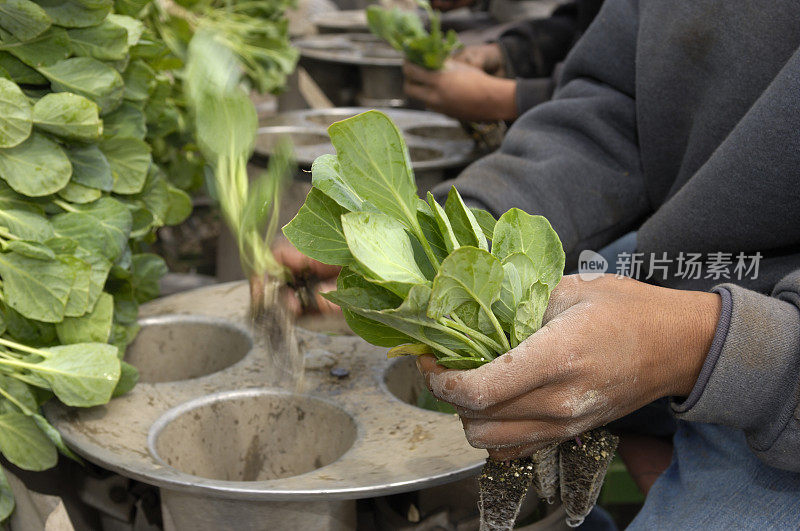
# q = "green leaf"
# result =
<box><xmin>5</xmin><ymin>240</ymin><xmax>55</xmax><ymax>260</ymax></box>
<box><xmin>113</xmin><ymin>0</ymin><xmax>150</xmax><ymax>17</ymax></box>
<box><xmin>417</xmin><ymin>206</ymin><xmax>448</xmax><ymax>264</ymax></box>
<box><xmin>310</xmin><ymin>154</ymin><xmax>371</xmax><ymax>212</ymax></box>
<box><xmin>331</xmin><ymin>268</ymin><xmax>414</xmax><ymax>348</ymax></box>
<box><xmin>101</xmin><ymin>137</ymin><xmax>151</xmax><ymax>194</ymax></box>
<box><xmin>38</xmin><ymin>57</ymin><xmax>124</xmax><ymax>114</ymax></box>
<box><xmin>427</xmin><ymin>247</ymin><xmax>504</xmax><ymax>335</ymax></box>
<box><xmin>491</xmin><ymin>208</ymin><xmax>565</xmax><ymax>291</ymax></box>
<box><xmin>56</xmin><ymin>291</ymin><xmax>113</xmax><ymax>344</ymax></box>
<box><xmin>0</xmin><ymin>248</ymin><xmax>73</xmax><ymax>322</ymax></box>
<box><xmin>109</xmin><ymin>321</ymin><xmax>138</xmax><ymax>352</ymax></box>
<box><xmin>427</xmin><ymin>192</ymin><xmax>459</xmax><ymax>254</ymax></box>
<box><xmin>32</xmin><ymin>92</ymin><xmax>102</xmax><ymax>140</ymax></box>
<box><xmin>0</xmin><ymin>411</ymin><xmax>57</xmax><ymax>470</ymax></box>
<box><xmin>327</xmin><ymin>110</ymin><xmax>418</xmax><ymax>228</ymax></box>
<box><xmin>0</xmin><ymin>27</ymin><xmax>69</xmax><ymax>68</ymax></box>
<box><xmin>513</xmin><ymin>282</ymin><xmax>550</xmax><ymax>346</ymax></box>
<box><xmin>35</xmin><ymin>0</ymin><xmax>112</xmax><ymax>28</ymax></box>
<box><xmin>326</xmin><ymin>284</ymin><xmax>473</xmax><ymax>357</ymax></box>
<box><xmin>31</xmin><ymin>414</ymin><xmax>81</xmax><ymax>462</ymax></box>
<box><xmin>111</xmin><ymin>360</ymin><xmax>138</xmax><ymax>397</ymax></box>
<box><xmin>445</xmin><ymin>186</ymin><xmax>487</xmax><ymax>250</ymax></box>
<box><xmin>0</xmin><ymin>302</ymin><xmax>56</xmax><ymax>346</ymax></box>
<box><xmin>129</xmin><ymin>253</ymin><xmax>166</xmax><ymax>302</ymax></box>
<box><xmin>0</xmin><ymin>132</ymin><xmax>71</xmax><ymax>196</ymax></box>
<box><xmin>58</xmin><ymin>254</ymin><xmax>92</xmax><ymax>317</ymax></box>
<box><xmin>57</xmin><ymin>181</ymin><xmax>102</xmax><ymax>203</ymax></box>
<box><xmin>162</xmin><ymin>185</ymin><xmax>191</xmax><ymax>226</ymax></box>
<box><xmin>283</xmin><ymin>188</ymin><xmax>352</xmax><ymax>266</ymax></box>
<box><xmin>106</xmin><ymin>14</ymin><xmax>143</xmax><ymax>47</ymax></box>
<box><xmin>0</xmin><ymin>208</ymin><xmax>54</xmax><ymax>242</ymax></box>
<box><xmin>30</xmin><ymin>343</ymin><xmax>120</xmax><ymax>407</ymax></box>
<box><xmin>0</xmin><ymin>374</ymin><xmax>38</xmax><ymax>414</ymax></box>
<box><xmin>51</xmin><ymin>200</ymin><xmax>132</xmax><ymax>262</ymax></box>
<box><xmin>65</xmin><ymin>144</ymin><xmax>113</xmax><ymax>191</ymax></box>
<box><xmin>493</xmin><ymin>261</ymin><xmax>522</xmax><ymax>326</ymax></box>
<box><xmin>0</xmin><ymin>51</ymin><xmax>46</xmax><ymax>83</ymax></box>
<box><xmin>101</xmin><ymin>101</ymin><xmax>145</xmax><ymax>139</ymax></box>
<box><xmin>387</xmin><ymin>343</ymin><xmax>433</xmax><ymax>358</ymax></box>
<box><xmin>0</xmin><ymin>0</ymin><xmax>51</xmax><ymax>41</ymax></box>
<box><xmin>470</xmin><ymin>207</ymin><xmax>496</xmax><ymax>240</ymax></box>
<box><xmin>67</xmin><ymin>18</ymin><xmax>129</xmax><ymax>60</ymax></box>
<box><xmin>0</xmin><ymin>467</ymin><xmax>14</xmax><ymax>522</ymax></box>
<box><xmin>341</xmin><ymin>211</ymin><xmax>428</xmax><ymax>296</ymax></box>
<box><xmin>121</xmin><ymin>59</ymin><xmax>154</xmax><ymax>101</ymax></box>
<box><xmin>0</xmin><ymin>77</ymin><xmax>32</xmax><ymax>148</ymax></box>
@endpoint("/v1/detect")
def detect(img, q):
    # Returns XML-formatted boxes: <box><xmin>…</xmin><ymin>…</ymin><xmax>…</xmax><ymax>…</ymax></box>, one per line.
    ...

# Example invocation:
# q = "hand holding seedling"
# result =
<box><xmin>403</xmin><ymin>61</ymin><xmax>518</xmax><ymax>121</ymax></box>
<box><xmin>418</xmin><ymin>274</ymin><xmax>721</xmax><ymax>459</ymax></box>
<box><xmin>273</xmin><ymin>239</ymin><xmax>342</xmax><ymax>316</ymax></box>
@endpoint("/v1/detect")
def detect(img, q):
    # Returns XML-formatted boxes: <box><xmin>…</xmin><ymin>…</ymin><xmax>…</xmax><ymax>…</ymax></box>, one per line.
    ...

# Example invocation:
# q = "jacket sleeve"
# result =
<box><xmin>436</xmin><ymin>0</ymin><xmax>650</xmax><ymax>267</ymax></box>
<box><xmin>672</xmin><ymin>270</ymin><xmax>800</xmax><ymax>472</ymax></box>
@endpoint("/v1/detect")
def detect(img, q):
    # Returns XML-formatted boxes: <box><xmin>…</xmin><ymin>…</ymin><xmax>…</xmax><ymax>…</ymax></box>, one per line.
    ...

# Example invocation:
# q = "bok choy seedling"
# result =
<box><xmin>367</xmin><ymin>0</ymin><xmax>461</xmax><ymax>71</ymax></box>
<box><xmin>283</xmin><ymin>110</ymin><xmax>617</xmax><ymax>529</ymax></box>
<box><xmin>184</xmin><ymin>29</ymin><xmax>293</xmax><ymax>318</ymax></box>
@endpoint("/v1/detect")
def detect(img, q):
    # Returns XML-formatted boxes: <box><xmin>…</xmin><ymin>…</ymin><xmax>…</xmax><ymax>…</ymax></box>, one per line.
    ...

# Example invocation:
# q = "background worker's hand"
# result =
<box><xmin>453</xmin><ymin>43</ymin><xmax>506</xmax><ymax>76</ymax></box>
<box><xmin>273</xmin><ymin>238</ymin><xmax>341</xmax><ymax>315</ymax></box>
<box><xmin>403</xmin><ymin>60</ymin><xmax>518</xmax><ymax>122</ymax></box>
<box><xmin>430</xmin><ymin>0</ymin><xmax>476</xmax><ymax>12</ymax></box>
<box><xmin>417</xmin><ymin>275</ymin><xmax>721</xmax><ymax>460</ymax></box>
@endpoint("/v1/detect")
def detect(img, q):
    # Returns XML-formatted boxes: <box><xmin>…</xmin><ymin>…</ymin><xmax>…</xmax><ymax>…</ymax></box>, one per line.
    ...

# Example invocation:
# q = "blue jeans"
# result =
<box><xmin>629</xmin><ymin>422</ymin><xmax>800</xmax><ymax>530</ymax></box>
<box><xmin>581</xmin><ymin>233</ymin><xmax>800</xmax><ymax>529</ymax></box>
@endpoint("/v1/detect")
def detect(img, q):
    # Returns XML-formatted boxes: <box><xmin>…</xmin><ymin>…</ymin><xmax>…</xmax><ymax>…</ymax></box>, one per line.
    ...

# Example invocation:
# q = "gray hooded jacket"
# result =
<box><xmin>436</xmin><ymin>0</ymin><xmax>800</xmax><ymax>471</ymax></box>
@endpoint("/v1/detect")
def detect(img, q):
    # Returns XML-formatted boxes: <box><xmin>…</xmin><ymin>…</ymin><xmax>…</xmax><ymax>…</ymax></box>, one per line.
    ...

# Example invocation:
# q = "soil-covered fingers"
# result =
<box><xmin>461</xmin><ymin>417</ymin><xmax>576</xmax><ymax>450</ymax></box>
<box><xmin>416</xmin><ymin>335</ymin><xmax>566</xmax><ymax>411</ymax></box>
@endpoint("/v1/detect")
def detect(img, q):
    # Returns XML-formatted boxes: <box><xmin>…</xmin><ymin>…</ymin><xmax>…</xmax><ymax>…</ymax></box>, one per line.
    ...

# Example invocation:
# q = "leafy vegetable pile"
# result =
<box><xmin>184</xmin><ymin>28</ymin><xmax>293</xmax><ymax>317</ymax></box>
<box><xmin>285</xmin><ymin>110</ymin><xmax>564</xmax><ymax>367</ymax></box>
<box><xmin>0</xmin><ymin>0</ymin><xmax>206</xmax><ymax>521</ymax></box>
<box><xmin>285</xmin><ymin>111</ymin><xmax>618</xmax><ymax>529</ymax></box>
<box><xmin>367</xmin><ymin>1</ymin><xmax>461</xmax><ymax>70</ymax></box>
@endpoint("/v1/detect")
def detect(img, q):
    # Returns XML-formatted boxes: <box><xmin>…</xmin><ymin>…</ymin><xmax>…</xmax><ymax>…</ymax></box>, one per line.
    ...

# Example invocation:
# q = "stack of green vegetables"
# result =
<box><xmin>284</xmin><ymin>110</ymin><xmax>565</xmax><ymax>367</ymax></box>
<box><xmin>0</xmin><ymin>0</ymin><xmax>197</xmax><ymax>521</ymax></box>
<box><xmin>367</xmin><ymin>0</ymin><xmax>461</xmax><ymax>70</ymax></box>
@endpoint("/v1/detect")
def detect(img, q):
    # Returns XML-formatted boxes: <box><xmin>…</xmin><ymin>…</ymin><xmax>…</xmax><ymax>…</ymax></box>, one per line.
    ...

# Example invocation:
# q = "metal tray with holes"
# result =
<box><xmin>46</xmin><ymin>281</ymin><xmax>485</xmax><ymax>502</ymax></box>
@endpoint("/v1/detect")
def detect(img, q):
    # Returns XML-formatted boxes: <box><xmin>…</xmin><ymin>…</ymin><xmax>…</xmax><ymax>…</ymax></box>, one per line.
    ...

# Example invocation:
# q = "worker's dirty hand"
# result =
<box><xmin>403</xmin><ymin>60</ymin><xmax>518</xmax><ymax>122</ymax></box>
<box><xmin>453</xmin><ymin>43</ymin><xmax>506</xmax><ymax>76</ymax></box>
<box><xmin>417</xmin><ymin>275</ymin><xmax>721</xmax><ymax>459</ymax></box>
<box><xmin>273</xmin><ymin>238</ymin><xmax>341</xmax><ymax>316</ymax></box>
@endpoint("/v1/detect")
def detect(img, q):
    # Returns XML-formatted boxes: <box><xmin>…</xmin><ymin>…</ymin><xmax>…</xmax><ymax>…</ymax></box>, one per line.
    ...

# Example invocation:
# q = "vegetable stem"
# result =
<box><xmin>0</xmin><ymin>338</ymin><xmax>49</xmax><ymax>359</ymax></box>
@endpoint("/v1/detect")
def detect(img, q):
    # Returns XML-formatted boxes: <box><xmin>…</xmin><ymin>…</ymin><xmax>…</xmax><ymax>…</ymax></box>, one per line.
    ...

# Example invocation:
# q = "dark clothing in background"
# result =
<box><xmin>436</xmin><ymin>0</ymin><xmax>800</xmax><ymax>480</ymax></box>
<box><xmin>496</xmin><ymin>0</ymin><xmax>604</xmax><ymax>113</ymax></box>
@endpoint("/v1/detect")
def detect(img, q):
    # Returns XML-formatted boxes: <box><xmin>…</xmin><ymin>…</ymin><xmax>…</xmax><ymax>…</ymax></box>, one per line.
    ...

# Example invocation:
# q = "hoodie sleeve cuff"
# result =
<box><xmin>671</xmin><ymin>287</ymin><xmax>732</xmax><ymax>413</ymax></box>
<box><xmin>670</xmin><ymin>283</ymin><xmax>800</xmax><ymax>448</ymax></box>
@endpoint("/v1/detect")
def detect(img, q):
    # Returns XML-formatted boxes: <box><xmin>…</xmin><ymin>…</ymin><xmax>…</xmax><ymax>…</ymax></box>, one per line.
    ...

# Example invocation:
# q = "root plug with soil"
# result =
<box><xmin>283</xmin><ymin>110</ymin><xmax>620</xmax><ymax>529</ymax></box>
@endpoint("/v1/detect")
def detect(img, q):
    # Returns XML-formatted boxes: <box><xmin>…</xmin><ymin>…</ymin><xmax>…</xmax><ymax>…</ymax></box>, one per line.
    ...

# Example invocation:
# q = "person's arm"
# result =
<box><xmin>672</xmin><ymin>271</ymin><xmax>800</xmax><ymax>471</ymax></box>
<box><xmin>436</xmin><ymin>0</ymin><xmax>649</xmax><ymax>267</ymax></box>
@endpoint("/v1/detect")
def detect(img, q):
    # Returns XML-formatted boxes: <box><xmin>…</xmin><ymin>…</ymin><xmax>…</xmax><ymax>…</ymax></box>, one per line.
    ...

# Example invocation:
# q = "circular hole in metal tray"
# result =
<box><xmin>409</xmin><ymin>146</ymin><xmax>443</xmax><ymax>162</ymax></box>
<box><xmin>125</xmin><ymin>316</ymin><xmax>252</xmax><ymax>383</ymax></box>
<box><xmin>149</xmin><ymin>390</ymin><xmax>357</xmax><ymax>482</ymax></box>
<box><xmin>406</xmin><ymin>125</ymin><xmax>471</xmax><ymax>142</ymax></box>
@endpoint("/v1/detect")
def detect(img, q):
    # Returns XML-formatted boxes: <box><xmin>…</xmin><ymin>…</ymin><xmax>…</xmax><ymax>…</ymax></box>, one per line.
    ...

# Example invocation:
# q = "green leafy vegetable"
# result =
<box><xmin>367</xmin><ymin>1</ymin><xmax>461</xmax><ymax>70</ymax></box>
<box><xmin>284</xmin><ymin>111</ymin><xmax>565</xmax><ymax>367</ymax></box>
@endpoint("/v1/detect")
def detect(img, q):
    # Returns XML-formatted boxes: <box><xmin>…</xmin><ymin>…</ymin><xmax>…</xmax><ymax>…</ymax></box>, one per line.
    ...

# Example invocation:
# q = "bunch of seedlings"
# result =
<box><xmin>283</xmin><ymin>110</ymin><xmax>618</xmax><ymax>529</ymax></box>
<box><xmin>367</xmin><ymin>0</ymin><xmax>461</xmax><ymax>70</ymax></box>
